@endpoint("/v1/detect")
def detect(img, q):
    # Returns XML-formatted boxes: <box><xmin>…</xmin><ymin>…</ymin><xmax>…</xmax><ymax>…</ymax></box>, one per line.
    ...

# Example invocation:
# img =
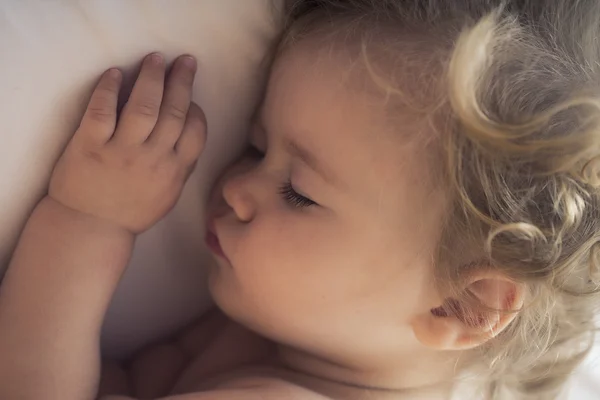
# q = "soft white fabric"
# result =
<box><xmin>0</xmin><ymin>0</ymin><xmax>280</xmax><ymax>358</ymax></box>
<box><xmin>565</xmin><ymin>329</ymin><xmax>600</xmax><ymax>399</ymax></box>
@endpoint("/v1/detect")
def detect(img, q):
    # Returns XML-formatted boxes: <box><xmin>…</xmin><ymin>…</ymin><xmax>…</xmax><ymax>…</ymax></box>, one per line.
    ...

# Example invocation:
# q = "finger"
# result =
<box><xmin>148</xmin><ymin>55</ymin><xmax>197</xmax><ymax>149</ymax></box>
<box><xmin>114</xmin><ymin>53</ymin><xmax>166</xmax><ymax>145</ymax></box>
<box><xmin>175</xmin><ymin>102</ymin><xmax>207</xmax><ymax>164</ymax></box>
<box><xmin>78</xmin><ymin>68</ymin><xmax>122</xmax><ymax>145</ymax></box>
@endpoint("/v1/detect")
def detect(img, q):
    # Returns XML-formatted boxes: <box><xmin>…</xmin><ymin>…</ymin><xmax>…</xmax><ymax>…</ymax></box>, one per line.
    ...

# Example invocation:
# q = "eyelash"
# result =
<box><xmin>278</xmin><ymin>181</ymin><xmax>317</xmax><ymax>208</ymax></box>
<box><xmin>247</xmin><ymin>144</ymin><xmax>317</xmax><ymax>209</ymax></box>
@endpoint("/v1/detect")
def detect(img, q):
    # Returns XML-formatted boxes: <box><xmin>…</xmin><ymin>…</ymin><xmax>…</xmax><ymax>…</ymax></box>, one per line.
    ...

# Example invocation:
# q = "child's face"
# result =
<box><xmin>207</xmin><ymin>40</ymin><xmax>447</xmax><ymax>360</ymax></box>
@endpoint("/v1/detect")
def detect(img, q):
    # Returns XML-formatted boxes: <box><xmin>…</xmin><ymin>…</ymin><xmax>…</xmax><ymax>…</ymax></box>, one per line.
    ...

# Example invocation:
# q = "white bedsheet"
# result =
<box><xmin>565</xmin><ymin>332</ymin><xmax>600</xmax><ymax>399</ymax></box>
<box><xmin>0</xmin><ymin>1</ymin><xmax>598</xmax><ymax>398</ymax></box>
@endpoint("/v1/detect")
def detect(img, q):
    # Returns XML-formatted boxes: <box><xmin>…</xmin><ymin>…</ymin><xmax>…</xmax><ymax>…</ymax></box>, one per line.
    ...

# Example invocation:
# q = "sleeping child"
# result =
<box><xmin>1</xmin><ymin>1</ymin><xmax>599</xmax><ymax>399</ymax></box>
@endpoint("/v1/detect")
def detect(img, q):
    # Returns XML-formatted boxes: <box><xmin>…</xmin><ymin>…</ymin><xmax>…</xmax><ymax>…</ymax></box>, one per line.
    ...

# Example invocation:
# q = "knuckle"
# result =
<box><xmin>163</xmin><ymin>102</ymin><xmax>188</xmax><ymax>121</ymax></box>
<box><xmin>87</xmin><ymin>91</ymin><xmax>117</xmax><ymax>121</ymax></box>
<box><xmin>87</xmin><ymin>106</ymin><xmax>114</xmax><ymax>122</ymax></box>
<box><xmin>115</xmin><ymin>149</ymin><xmax>144</xmax><ymax>169</ymax></box>
<box><xmin>84</xmin><ymin>150</ymin><xmax>104</xmax><ymax>163</ymax></box>
<box><xmin>132</xmin><ymin>100</ymin><xmax>160</xmax><ymax>117</ymax></box>
<box><xmin>120</xmin><ymin>155</ymin><xmax>137</xmax><ymax>169</ymax></box>
<box><xmin>153</xmin><ymin>156</ymin><xmax>178</xmax><ymax>175</ymax></box>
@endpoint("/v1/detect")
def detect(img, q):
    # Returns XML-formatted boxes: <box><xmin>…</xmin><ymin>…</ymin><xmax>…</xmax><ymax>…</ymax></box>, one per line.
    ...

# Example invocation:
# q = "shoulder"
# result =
<box><xmin>172</xmin><ymin>311</ymin><xmax>275</xmax><ymax>393</ymax></box>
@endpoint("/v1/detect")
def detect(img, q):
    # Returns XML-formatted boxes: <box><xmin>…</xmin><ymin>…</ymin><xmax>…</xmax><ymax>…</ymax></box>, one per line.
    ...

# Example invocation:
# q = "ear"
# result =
<box><xmin>411</xmin><ymin>272</ymin><xmax>524</xmax><ymax>350</ymax></box>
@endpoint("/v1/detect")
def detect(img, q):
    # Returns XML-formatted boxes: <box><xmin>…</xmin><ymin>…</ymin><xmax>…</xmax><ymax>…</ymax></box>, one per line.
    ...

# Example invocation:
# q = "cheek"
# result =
<box><xmin>229</xmin><ymin>211</ymin><xmax>392</xmax><ymax>303</ymax></box>
<box><xmin>235</xmin><ymin>211</ymin><xmax>332</xmax><ymax>273</ymax></box>
<box><xmin>224</xmin><ymin>212</ymin><xmax>345</xmax><ymax>299</ymax></box>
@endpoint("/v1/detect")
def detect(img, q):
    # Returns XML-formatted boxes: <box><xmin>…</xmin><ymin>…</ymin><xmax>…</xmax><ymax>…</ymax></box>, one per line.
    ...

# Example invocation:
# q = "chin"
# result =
<box><xmin>207</xmin><ymin>265</ymin><xmax>238</xmax><ymax>313</ymax></box>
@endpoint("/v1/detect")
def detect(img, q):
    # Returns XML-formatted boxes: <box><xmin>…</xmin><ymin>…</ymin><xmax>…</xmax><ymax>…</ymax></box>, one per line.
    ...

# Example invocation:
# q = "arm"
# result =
<box><xmin>0</xmin><ymin>53</ymin><xmax>205</xmax><ymax>400</ymax></box>
<box><xmin>0</xmin><ymin>198</ymin><xmax>134</xmax><ymax>400</ymax></box>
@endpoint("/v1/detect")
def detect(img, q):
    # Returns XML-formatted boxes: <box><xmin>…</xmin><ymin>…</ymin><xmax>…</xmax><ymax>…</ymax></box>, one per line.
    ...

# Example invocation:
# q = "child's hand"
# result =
<box><xmin>49</xmin><ymin>53</ymin><xmax>206</xmax><ymax>234</ymax></box>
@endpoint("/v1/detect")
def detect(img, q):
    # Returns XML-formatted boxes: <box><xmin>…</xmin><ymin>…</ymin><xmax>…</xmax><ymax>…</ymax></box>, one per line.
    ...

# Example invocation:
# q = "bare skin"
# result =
<box><xmin>100</xmin><ymin>308</ymin><xmax>460</xmax><ymax>400</ymax></box>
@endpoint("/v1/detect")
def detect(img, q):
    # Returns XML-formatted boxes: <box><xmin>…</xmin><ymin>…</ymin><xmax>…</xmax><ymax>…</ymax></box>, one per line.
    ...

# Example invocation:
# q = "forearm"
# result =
<box><xmin>0</xmin><ymin>197</ymin><xmax>135</xmax><ymax>400</ymax></box>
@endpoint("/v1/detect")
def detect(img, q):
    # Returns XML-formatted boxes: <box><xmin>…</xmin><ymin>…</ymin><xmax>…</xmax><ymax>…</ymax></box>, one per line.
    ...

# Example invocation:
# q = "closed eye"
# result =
<box><xmin>279</xmin><ymin>181</ymin><xmax>318</xmax><ymax>208</ymax></box>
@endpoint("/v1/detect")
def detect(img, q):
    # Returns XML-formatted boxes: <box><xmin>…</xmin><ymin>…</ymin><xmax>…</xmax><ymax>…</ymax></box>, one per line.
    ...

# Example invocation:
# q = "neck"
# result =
<box><xmin>275</xmin><ymin>344</ymin><xmax>456</xmax><ymax>400</ymax></box>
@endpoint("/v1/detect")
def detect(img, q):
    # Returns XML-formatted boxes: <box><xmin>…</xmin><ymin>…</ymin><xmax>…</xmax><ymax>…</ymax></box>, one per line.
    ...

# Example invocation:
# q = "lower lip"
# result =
<box><xmin>205</xmin><ymin>230</ymin><xmax>229</xmax><ymax>261</ymax></box>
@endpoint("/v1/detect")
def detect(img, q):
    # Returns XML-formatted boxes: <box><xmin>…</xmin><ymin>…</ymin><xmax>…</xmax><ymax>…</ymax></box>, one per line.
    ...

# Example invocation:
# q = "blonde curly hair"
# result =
<box><xmin>279</xmin><ymin>1</ymin><xmax>600</xmax><ymax>399</ymax></box>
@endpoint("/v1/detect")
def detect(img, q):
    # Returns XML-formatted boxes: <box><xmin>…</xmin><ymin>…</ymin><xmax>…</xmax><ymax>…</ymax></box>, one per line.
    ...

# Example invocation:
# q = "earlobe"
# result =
<box><xmin>411</xmin><ymin>273</ymin><xmax>524</xmax><ymax>351</ymax></box>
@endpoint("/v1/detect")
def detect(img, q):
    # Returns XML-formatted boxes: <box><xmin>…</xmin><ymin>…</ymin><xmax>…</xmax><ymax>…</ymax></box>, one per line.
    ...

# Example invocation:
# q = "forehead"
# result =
<box><xmin>260</xmin><ymin>40</ymin><xmax>440</xmax><ymax>201</ymax></box>
<box><xmin>263</xmin><ymin>40</ymin><xmax>386</xmax><ymax>141</ymax></box>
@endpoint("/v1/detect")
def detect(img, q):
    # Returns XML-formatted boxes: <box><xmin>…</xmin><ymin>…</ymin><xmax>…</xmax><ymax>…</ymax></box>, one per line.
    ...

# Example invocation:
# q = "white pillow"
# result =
<box><xmin>0</xmin><ymin>0</ymin><xmax>280</xmax><ymax>358</ymax></box>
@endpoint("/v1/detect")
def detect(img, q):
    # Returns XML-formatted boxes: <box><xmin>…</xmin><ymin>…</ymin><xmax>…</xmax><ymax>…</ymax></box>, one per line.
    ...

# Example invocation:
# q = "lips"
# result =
<box><xmin>205</xmin><ymin>218</ymin><xmax>229</xmax><ymax>262</ymax></box>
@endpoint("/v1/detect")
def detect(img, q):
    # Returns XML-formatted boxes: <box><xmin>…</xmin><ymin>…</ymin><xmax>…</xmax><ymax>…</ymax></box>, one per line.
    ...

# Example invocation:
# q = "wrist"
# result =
<box><xmin>41</xmin><ymin>196</ymin><xmax>135</xmax><ymax>239</ymax></box>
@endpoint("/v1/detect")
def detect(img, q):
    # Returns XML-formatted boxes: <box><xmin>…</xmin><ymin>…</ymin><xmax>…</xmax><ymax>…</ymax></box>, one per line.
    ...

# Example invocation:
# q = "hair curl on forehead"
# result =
<box><xmin>279</xmin><ymin>1</ymin><xmax>600</xmax><ymax>399</ymax></box>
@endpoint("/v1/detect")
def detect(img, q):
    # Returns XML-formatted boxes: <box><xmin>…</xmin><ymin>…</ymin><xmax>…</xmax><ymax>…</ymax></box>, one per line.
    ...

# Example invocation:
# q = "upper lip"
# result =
<box><xmin>205</xmin><ymin>215</ymin><xmax>232</xmax><ymax>263</ymax></box>
<box><xmin>207</xmin><ymin>209</ymin><xmax>228</xmax><ymax>234</ymax></box>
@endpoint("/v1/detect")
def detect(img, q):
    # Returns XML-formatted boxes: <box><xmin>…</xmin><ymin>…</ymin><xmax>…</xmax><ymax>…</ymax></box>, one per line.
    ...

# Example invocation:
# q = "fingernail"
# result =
<box><xmin>148</xmin><ymin>52</ymin><xmax>163</xmax><ymax>65</ymax></box>
<box><xmin>182</xmin><ymin>55</ymin><xmax>196</xmax><ymax>69</ymax></box>
<box><xmin>106</xmin><ymin>68</ymin><xmax>121</xmax><ymax>79</ymax></box>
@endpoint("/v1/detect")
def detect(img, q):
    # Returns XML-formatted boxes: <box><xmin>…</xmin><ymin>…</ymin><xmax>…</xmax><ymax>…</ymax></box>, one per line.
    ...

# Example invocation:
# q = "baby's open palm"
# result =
<box><xmin>49</xmin><ymin>53</ymin><xmax>206</xmax><ymax>234</ymax></box>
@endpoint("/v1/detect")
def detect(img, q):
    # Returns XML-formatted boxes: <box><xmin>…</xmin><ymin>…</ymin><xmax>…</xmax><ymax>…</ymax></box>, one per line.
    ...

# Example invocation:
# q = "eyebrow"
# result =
<box><xmin>252</xmin><ymin>117</ymin><xmax>339</xmax><ymax>187</ymax></box>
<box><xmin>284</xmin><ymin>138</ymin><xmax>338</xmax><ymax>186</ymax></box>
<box><xmin>252</xmin><ymin>112</ymin><xmax>339</xmax><ymax>186</ymax></box>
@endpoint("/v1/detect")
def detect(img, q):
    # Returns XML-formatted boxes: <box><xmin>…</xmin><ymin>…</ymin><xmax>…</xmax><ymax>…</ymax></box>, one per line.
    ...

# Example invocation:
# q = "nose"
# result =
<box><xmin>221</xmin><ymin>167</ymin><xmax>257</xmax><ymax>223</ymax></box>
